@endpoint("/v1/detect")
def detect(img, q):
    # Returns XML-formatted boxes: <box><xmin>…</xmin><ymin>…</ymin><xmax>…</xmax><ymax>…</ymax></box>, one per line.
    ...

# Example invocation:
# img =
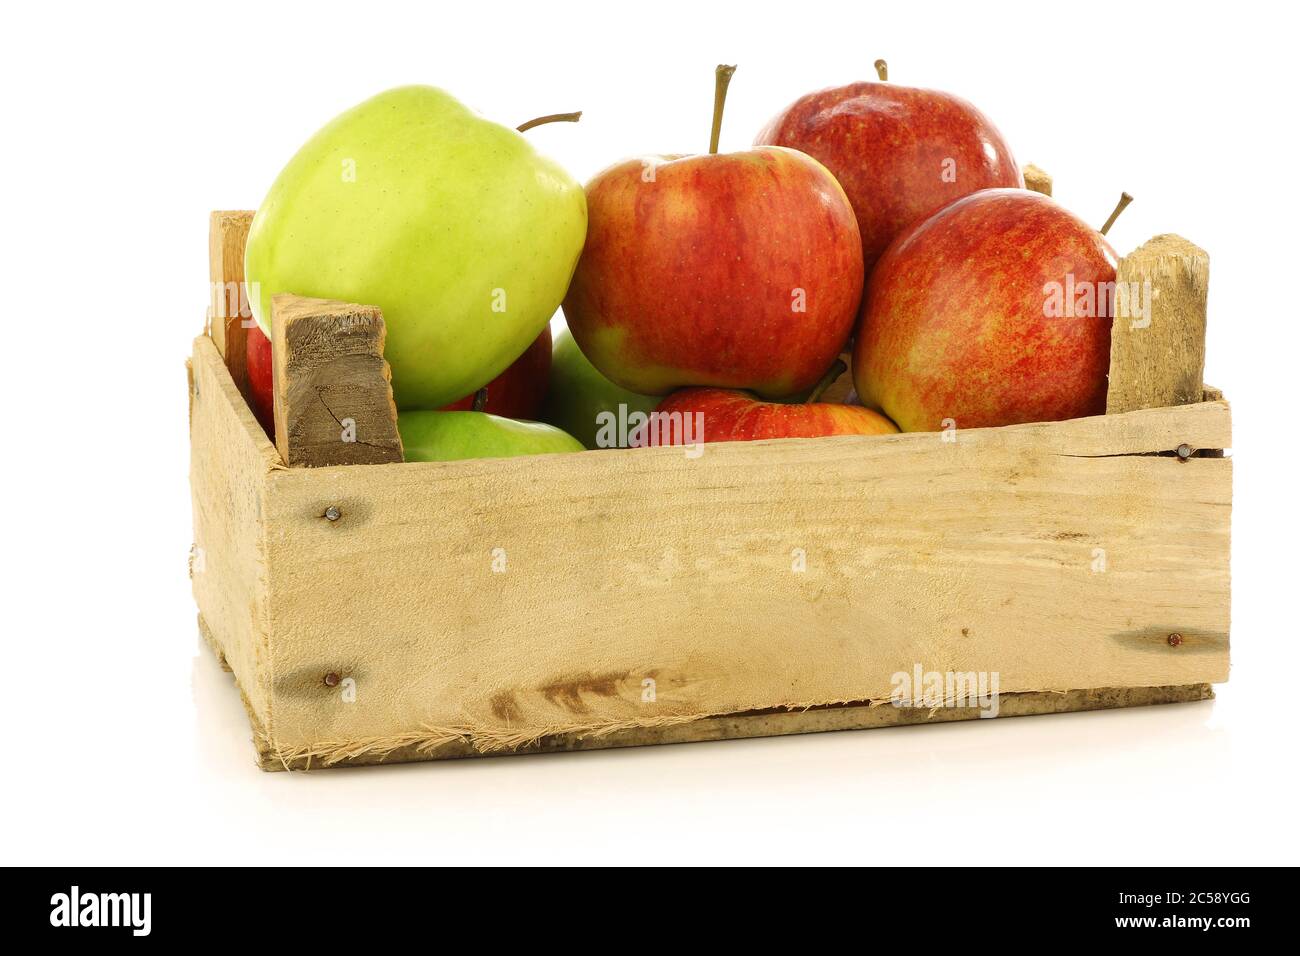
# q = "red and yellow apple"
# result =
<box><xmin>246</xmin><ymin>323</ymin><xmax>275</xmax><ymax>435</ymax></box>
<box><xmin>853</xmin><ymin>188</ymin><xmax>1117</xmax><ymax>432</ymax></box>
<box><xmin>755</xmin><ymin>66</ymin><xmax>1021</xmax><ymax>272</ymax></box>
<box><xmin>653</xmin><ymin>385</ymin><xmax>897</xmax><ymax>445</ymax></box>
<box><xmin>562</xmin><ymin>67</ymin><xmax>863</xmax><ymax>400</ymax></box>
<box><xmin>439</xmin><ymin>326</ymin><xmax>551</xmax><ymax>419</ymax></box>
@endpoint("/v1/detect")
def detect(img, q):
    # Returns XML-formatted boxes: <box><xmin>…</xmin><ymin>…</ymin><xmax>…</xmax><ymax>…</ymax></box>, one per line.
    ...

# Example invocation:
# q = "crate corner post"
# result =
<box><xmin>208</xmin><ymin>210</ymin><xmax>256</xmax><ymax>397</ymax></box>
<box><xmin>269</xmin><ymin>293</ymin><xmax>404</xmax><ymax>469</ymax></box>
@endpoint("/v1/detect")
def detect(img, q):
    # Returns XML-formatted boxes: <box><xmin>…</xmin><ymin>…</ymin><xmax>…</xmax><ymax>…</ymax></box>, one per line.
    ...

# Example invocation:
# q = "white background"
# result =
<box><xmin>3</xmin><ymin>0</ymin><xmax>1298</xmax><ymax>865</ymax></box>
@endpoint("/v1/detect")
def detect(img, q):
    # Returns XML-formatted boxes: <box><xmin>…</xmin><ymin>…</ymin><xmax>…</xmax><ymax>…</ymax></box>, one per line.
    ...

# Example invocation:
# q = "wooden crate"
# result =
<box><xmin>191</xmin><ymin>213</ymin><xmax>1230</xmax><ymax>771</ymax></box>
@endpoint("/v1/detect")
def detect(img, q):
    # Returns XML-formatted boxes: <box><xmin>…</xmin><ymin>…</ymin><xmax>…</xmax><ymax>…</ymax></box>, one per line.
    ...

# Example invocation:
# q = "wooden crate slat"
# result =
<box><xmin>189</xmin><ymin>336</ymin><xmax>282</xmax><ymax>728</ymax></box>
<box><xmin>208</xmin><ymin>210</ymin><xmax>256</xmax><ymax>397</ymax></box>
<box><xmin>270</xmin><ymin>294</ymin><xmax>404</xmax><ymax>468</ymax></box>
<box><xmin>1107</xmin><ymin>234</ymin><xmax>1210</xmax><ymax>414</ymax></box>
<box><xmin>232</xmin><ymin>674</ymin><xmax>1212</xmax><ymax>771</ymax></box>
<box><xmin>1023</xmin><ymin>164</ymin><xmax>1052</xmax><ymax>196</ymax></box>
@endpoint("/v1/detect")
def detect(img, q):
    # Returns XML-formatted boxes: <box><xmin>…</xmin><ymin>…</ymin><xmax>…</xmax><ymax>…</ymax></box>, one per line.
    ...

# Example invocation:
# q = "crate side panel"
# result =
<box><xmin>190</xmin><ymin>335</ymin><xmax>281</xmax><ymax>728</ymax></box>
<box><xmin>259</xmin><ymin>402</ymin><xmax>1230</xmax><ymax>760</ymax></box>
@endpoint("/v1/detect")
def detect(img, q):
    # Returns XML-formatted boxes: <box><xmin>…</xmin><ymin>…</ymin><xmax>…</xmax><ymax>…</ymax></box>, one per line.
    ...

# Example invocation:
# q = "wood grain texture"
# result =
<box><xmin>251</xmin><ymin>397</ymin><xmax>1230</xmax><ymax>763</ymax></box>
<box><xmin>198</xmin><ymin>603</ymin><xmax>1213</xmax><ymax>772</ymax></box>
<box><xmin>190</xmin><ymin>336</ymin><xmax>282</xmax><ymax>728</ymax></box>
<box><xmin>1022</xmin><ymin>164</ymin><xmax>1052</xmax><ymax>196</ymax></box>
<box><xmin>1107</xmin><ymin>234</ymin><xmax>1210</xmax><ymax>414</ymax></box>
<box><xmin>240</xmin><ymin>675</ymin><xmax>1212</xmax><ymax>770</ymax></box>
<box><xmin>208</xmin><ymin>211</ymin><xmax>255</xmax><ymax>396</ymax></box>
<box><xmin>270</xmin><ymin>294</ymin><xmax>403</xmax><ymax>468</ymax></box>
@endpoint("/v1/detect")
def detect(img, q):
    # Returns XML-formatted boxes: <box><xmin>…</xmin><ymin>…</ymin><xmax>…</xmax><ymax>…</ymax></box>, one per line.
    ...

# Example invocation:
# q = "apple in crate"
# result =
<box><xmin>853</xmin><ymin>188</ymin><xmax>1117</xmax><ymax>432</ymax></box>
<box><xmin>246</xmin><ymin>323</ymin><xmax>274</xmax><ymax>435</ymax></box>
<box><xmin>755</xmin><ymin>63</ymin><xmax>1021</xmax><ymax>272</ymax></box>
<box><xmin>540</xmin><ymin>323</ymin><xmax>660</xmax><ymax>449</ymax></box>
<box><xmin>398</xmin><ymin>411</ymin><xmax>583</xmax><ymax>461</ymax></box>
<box><xmin>562</xmin><ymin>67</ymin><xmax>863</xmax><ymax>400</ymax></box>
<box><xmin>439</xmin><ymin>326</ymin><xmax>551</xmax><ymax>419</ymax></box>
<box><xmin>654</xmin><ymin>385</ymin><xmax>898</xmax><ymax>445</ymax></box>
<box><xmin>244</xmin><ymin>86</ymin><xmax>587</xmax><ymax>410</ymax></box>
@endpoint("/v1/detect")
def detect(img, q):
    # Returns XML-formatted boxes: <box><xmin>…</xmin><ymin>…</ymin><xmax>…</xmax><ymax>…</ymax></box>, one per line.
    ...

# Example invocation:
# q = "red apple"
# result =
<box><xmin>755</xmin><ymin>64</ymin><xmax>1022</xmax><ymax>273</ymax></box>
<box><xmin>562</xmin><ymin>66</ymin><xmax>863</xmax><ymax>400</ymax></box>
<box><xmin>246</xmin><ymin>322</ymin><xmax>275</xmax><ymax>435</ymax></box>
<box><xmin>439</xmin><ymin>326</ymin><xmax>552</xmax><ymax>419</ymax></box>
<box><xmin>853</xmin><ymin>188</ymin><xmax>1117</xmax><ymax>432</ymax></box>
<box><xmin>652</xmin><ymin>386</ymin><xmax>897</xmax><ymax>445</ymax></box>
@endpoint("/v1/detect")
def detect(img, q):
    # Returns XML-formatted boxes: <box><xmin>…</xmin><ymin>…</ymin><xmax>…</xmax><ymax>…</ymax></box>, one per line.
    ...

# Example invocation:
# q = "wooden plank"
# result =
<box><xmin>252</xmin><ymin>401</ymin><xmax>1230</xmax><ymax>765</ymax></box>
<box><xmin>236</xmin><ymin>674</ymin><xmax>1211</xmax><ymax>771</ymax></box>
<box><xmin>189</xmin><ymin>336</ymin><xmax>282</xmax><ymax>727</ymax></box>
<box><xmin>1022</xmin><ymin>163</ymin><xmax>1052</xmax><ymax>196</ymax></box>
<box><xmin>208</xmin><ymin>211</ymin><xmax>255</xmax><ymax>396</ymax></box>
<box><xmin>269</xmin><ymin>294</ymin><xmax>404</xmax><ymax>468</ymax></box>
<box><xmin>1107</xmin><ymin>234</ymin><xmax>1210</xmax><ymax>414</ymax></box>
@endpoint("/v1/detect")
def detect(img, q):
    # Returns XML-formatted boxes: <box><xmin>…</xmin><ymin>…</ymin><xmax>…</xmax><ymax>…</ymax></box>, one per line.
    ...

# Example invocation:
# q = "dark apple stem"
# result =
<box><xmin>516</xmin><ymin>111</ymin><xmax>583</xmax><ymax>133</ymax></box>
<box><xmin>805</xmin><ymin>358</ymin><xmax>848</xmax><ymax>404</ymax></box>
<box><xmin>1099</xmin><ymin>192</ymin><xmax>1134</xmax><ymax>236</ymax></box>
<box><xmin>874</xmin><ymin>59</ymin><xmax>888</xmax><ymax>81</ymax></box>
<box><xmin>472</xmin><ymin>387</ymin><xmax>489</xmax><ymax>412</ymax></box>
<box><xmin>709</xmin><ymin>64</ymin><xmax>737</xmax><ymax>154</ymax></box>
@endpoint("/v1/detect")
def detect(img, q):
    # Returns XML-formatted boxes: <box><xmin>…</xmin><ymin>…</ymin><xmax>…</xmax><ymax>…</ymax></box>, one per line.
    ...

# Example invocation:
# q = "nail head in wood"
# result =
<box><xmin>324</xmin><ymin>506</ymin><xmax>341</xmax><ymax>522</ymax></box>
<box><xmin>1176</xmin><ymin>443</ymin><xmax>1193</xmax><ymax>461</ymax></box>
<box><xmin>1168</xmin><ymin>633</ymin><xmax>1183</xmax><ymax>647</ymax></box>
<box><xmin>324</xmin><ymin>672</ymin><xmax>341</xmax><ymax>687</ymax></box>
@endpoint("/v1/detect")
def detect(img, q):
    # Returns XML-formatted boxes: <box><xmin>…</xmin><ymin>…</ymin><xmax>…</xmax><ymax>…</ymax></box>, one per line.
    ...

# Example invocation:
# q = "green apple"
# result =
<box><xmin>539</xmin><ymin>324</ymin><xmax>660</xmax><ymax>449</ymax></box>
<box><xmin>398</xmin><ymin>411</ymin><xmax>583</xmax><ymax>462</ymax></box>
<box><xmin>244</xmin><ymin>86</ymin><xmax>587</xmax><ymax>410</ymax></box>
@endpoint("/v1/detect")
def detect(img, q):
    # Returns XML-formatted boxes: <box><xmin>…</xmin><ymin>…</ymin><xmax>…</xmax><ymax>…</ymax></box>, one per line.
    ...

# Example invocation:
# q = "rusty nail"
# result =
<box><xmin>1168</xmin><ymin>633</ymin><xmax>1183</xmax><ymax>647</ymax></box>
<box><xmin>324</xmin><ymin>672</ymin><xmax>341</xmax><ymax>687</ymax></box>
<box><xmin>324</xmin><ymin>506</ymin><xmax>341</xmax><ymax>522</ymax></box>
<box><xmin>1176</xmin><ymin>444</ymin><xmax>1193</xmax><ymax>461</ymax></box>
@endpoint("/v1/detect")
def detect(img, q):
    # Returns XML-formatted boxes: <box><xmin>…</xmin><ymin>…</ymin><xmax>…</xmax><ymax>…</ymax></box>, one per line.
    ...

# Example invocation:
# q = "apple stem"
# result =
<box><xmin>1099</xmin><ymin>192</ymin><xmax>1134</xmax><ymax>236</ymax></box>
<box><xmin>709</xmin><ymin>64</ymin><xmax>737</xmax><ymax>154</ymax></box>
<box><xmin>516</xmin><ymin>111</ymin><xmax>583</xmax><ymax>133</ymax></box>
<box><xmin>874</xmin><ymin>59</ymin><xmax>888</xmax><ymax>81</ymax></box>
<box><xmin>805</xmin><ymin>358</ymin><xmax>848</xmax><ymax>404</ymax></box>
<box><xmin>472</xmin><ymin>387</ymin><xmax>489</xmax><ymax>412</ymax></box>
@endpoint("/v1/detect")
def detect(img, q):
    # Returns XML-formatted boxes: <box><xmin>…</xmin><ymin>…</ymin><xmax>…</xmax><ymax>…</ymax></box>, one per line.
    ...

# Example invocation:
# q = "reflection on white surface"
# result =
<box><xmin>182</xmin><ymin>634</ymin><xmax>1247</xmax><ymax>865</ymax></box>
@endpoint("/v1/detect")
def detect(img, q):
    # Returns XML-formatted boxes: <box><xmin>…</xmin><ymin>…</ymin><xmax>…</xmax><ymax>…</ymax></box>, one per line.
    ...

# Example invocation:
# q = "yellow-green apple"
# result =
<box><xmin>853</xmin><ymin>188</ymin><xmax>1117</xmax><ymax>432</ymax></box>
<box><xmin>398</xmin><ymin>410</ymin><xmax>583</xmax><ymax>462</ymax></box>
<box><xmin>539</xmin><ymin>323</ymin><xmax>660</xmax><ymax>449</ymax></box>
<box><xmin>439</xmin><ymin>326</ymin><xmax>551</xmax><ymax>419</ymax></box>
<box><xmin>245</xmin><ymin>323</ymin><xmax>274</xmax><ymax>436</ymax></box>
<box><xmin>244</xmin><ymin>86</ymin><xmax>586</xmax><ymax>410</ymax></box>
<box><xmin>562</xmin><ymin>66</ymin><xmax>863</xmax><ymax>400</ymax></box>
<box><xmin>755</xmin><ymin>61</ymin><xmax>1021</xmax><ymax>273</ymax></box>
